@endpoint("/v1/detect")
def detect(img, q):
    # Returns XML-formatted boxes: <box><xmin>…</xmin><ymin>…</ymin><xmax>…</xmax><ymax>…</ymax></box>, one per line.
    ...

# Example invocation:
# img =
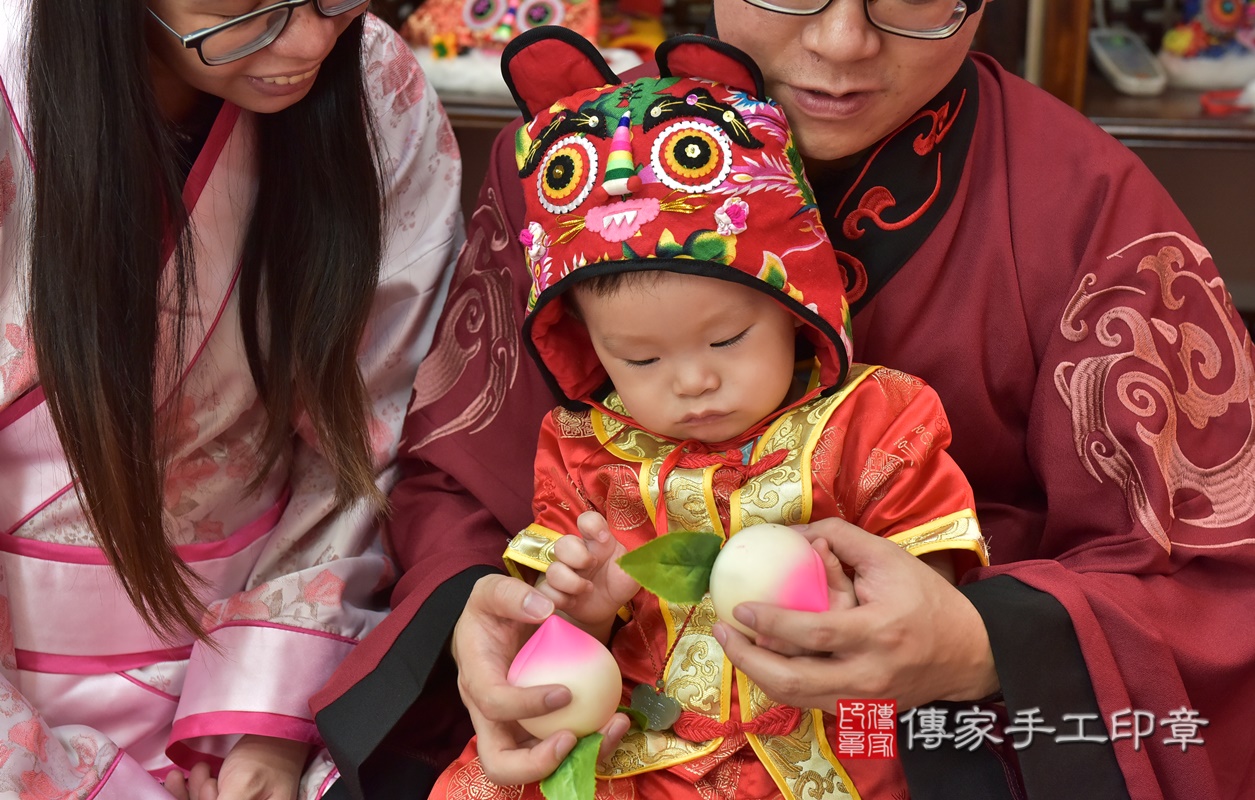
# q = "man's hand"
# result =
<box><xmin>717</xmin><ymin>517</ymin><xmax>999</xmax><ymax>711</ymax></box>
<box><xmin>452</xmin><ymin>573</ymin><xmax>629</xmax><ymax>787</ymax></box>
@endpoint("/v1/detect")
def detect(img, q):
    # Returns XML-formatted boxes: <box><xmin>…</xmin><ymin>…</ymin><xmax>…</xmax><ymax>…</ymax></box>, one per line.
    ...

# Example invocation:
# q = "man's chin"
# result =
<box><xmin>794</xmin><ymin>132</ymin><xmax>879</xmax><ymax>169</ymax></box>
<box><xmin>784</xmin><ymin>115</ymin><xmax>885</xmax><ymax>166</ymax></box>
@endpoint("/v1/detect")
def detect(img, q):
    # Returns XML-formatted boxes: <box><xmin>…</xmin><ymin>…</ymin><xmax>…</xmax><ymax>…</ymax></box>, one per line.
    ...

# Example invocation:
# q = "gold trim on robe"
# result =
<box><xmin>503</xmin><ymin>525</ymin><xmax>563</xmax><ymax>579</ymax></box>
<box><xmin>887</xmin><ymin>508</ymin><xmax>989</xmax><ymax>567</ymax></box>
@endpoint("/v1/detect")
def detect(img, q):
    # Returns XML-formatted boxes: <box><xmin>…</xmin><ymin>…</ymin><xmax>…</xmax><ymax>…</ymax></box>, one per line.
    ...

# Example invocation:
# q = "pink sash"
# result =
<box><xmin>1</xmin><ymin>490</ymin><xmax>288</xmax><ymax>664</ymax></box>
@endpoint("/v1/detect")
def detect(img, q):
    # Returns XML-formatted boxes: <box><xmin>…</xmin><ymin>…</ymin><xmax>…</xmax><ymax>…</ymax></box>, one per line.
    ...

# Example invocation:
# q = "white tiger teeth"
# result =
<box><xmin>604</xmin><ymin>210</ymin><xmax>638</xmax><ymax>228</ymax></box>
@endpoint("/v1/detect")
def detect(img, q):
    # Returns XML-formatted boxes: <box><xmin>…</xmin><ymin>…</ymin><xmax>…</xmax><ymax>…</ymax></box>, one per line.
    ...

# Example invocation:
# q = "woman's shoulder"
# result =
<box><xmin>361</xmin><ymin>13</ymin><xmax>413</xmax><ymax>61</ymax></box>
<box><xmin>358</xmin><ymin>15</ymin><xmax>442</xmax><ymax>129</ymax></box>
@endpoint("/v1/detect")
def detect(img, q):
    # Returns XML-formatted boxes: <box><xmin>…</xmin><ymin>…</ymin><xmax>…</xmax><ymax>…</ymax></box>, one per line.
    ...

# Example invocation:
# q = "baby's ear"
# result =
<box><xmin>501</xmin><ymin>26</ymin><xmax>622</xmax><ymax>120</ymax></box>
<box><xmin>655</xmin><ymin>35</ymin><xmax>766</xmax><ymax>99</ymax></box>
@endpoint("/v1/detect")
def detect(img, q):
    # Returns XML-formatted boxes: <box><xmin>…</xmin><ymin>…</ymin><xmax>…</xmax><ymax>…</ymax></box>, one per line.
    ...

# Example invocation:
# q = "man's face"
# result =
<box><xmin>713</xmin><ymin>0</ymin><xmax>985</xmax><ymax>162</ymax></box>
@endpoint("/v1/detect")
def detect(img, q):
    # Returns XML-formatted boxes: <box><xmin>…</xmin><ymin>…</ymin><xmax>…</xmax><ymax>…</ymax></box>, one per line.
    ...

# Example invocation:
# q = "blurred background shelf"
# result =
<box><xmin>1036</xmin><ymin>0</ymin><xmax>1254</xmax><ymax>316</ymax></box>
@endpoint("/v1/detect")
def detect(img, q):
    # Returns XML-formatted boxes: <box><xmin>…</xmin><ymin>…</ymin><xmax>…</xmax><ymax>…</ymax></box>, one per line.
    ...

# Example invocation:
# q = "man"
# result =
<box><xmin>314</xmin><ymin>2</ymin><xmax>1255</xmax><ymax>798</ymax></box>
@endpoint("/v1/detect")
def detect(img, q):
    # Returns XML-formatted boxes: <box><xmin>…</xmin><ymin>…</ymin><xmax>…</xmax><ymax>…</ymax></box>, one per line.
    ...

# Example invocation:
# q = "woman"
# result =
<box><xmin>0</xmin><ymin>0</ymin><xmax>461</xmax><ymax>798</ymax></box>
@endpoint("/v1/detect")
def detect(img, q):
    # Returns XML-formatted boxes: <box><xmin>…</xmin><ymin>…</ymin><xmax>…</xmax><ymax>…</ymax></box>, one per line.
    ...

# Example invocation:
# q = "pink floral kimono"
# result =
<box><xmin>0</xmin><ymin>5</ymin><xmax>461</xmax><ymax>798</ymax></box>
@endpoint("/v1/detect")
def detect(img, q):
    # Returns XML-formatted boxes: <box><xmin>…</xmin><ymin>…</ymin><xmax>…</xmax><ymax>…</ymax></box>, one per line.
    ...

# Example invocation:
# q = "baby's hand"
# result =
<box><xmin>538</xmin><ymin>510</ymin><xmax>640</xmax><ymax>641</ymax></box>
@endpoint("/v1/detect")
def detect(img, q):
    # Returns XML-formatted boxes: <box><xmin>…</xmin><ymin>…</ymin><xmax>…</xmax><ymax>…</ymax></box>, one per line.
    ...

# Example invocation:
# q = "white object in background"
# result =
<box><xmin>1241</xmin><ymin>77</ymin><xmax>1255</xmax><ymax>107</ymax></box>
<box><xmin>1089</xmin><ymin>27</ymin><xmax>1169</xmax><ymax>96</ymax></box>
<box><xmin>1159</xmin><ymin>49</ymin><xmax>1255</xmax><ymax>91</ymax></box>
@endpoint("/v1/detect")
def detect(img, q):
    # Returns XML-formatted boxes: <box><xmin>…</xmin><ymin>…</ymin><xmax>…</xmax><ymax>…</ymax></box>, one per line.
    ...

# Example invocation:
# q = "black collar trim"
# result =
<box><xmin>815</xmin><ymin>58</ymin><xmax>979</xmax><ymax>314</ymax></box>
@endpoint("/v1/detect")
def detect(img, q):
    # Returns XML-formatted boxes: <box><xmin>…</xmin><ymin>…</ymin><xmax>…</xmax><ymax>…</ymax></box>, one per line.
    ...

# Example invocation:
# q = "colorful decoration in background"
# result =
<box><xmin>402</xmin><ymin>0</ymin><xmax>600</xmax><ymax>53</ymax></box>
<box><xmin>599</xmin><ymin>4</ymin><xmax>666</xmax><ymax>62</ymax></box>
<box><xmin>1159</xmin><ymin>0</ymin><xmax>1255</xmax><ymax>89</ymax></box>
<box><xmin>429</xmin><ymin>31</ymin><xmax>458</xmax><ymax>58</ymax></box>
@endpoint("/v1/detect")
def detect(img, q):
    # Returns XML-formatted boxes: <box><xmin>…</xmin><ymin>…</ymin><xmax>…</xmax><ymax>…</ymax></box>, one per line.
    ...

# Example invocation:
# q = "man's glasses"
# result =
<box><xmin>738</xmin><ymin>0</ymin><xmax>984</xmax><ymax>40</ymax></box>
<box><xmin>148</xmin><ymin>0</ymin><xmax>369</xmax><ymax>66</ymax></box>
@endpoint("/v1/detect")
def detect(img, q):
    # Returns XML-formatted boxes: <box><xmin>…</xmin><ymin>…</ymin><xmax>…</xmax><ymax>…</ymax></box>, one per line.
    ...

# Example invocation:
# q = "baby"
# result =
<box><xmin>432</xmin><ymin>28</ymin><xmax>988</xmax><ymax>800</ymax></box>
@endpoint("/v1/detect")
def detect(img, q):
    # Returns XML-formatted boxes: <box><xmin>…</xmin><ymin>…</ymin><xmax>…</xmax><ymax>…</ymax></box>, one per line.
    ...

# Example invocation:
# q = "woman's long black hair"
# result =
<box><xmin>26</xmin><ymin>0</ymin><xmax>385</xmax><ymax>639</ymax></box>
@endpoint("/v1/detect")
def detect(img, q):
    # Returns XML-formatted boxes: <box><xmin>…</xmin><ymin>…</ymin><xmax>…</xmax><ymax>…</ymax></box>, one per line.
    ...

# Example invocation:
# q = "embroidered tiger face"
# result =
<box><xmin>506</xmin><ymin>29</ymin><xmax>852</xmax><ymax>403</ymax></box>
<box><xmin>520</xmin><ymin>78</ymin><xmax>765</xmax><ymax>227</ymax></box>
<box><xmin>505</xmin><ymin>31</ymin><xmax>826</xmax><ymax>306</ymax></box>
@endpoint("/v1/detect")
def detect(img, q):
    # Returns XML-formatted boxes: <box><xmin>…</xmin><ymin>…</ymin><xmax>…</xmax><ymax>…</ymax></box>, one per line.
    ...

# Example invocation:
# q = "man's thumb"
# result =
<box><xmin>796</xmin><ymin>517</ymin><xmax>890</xmax><ymax>570</ymax></box>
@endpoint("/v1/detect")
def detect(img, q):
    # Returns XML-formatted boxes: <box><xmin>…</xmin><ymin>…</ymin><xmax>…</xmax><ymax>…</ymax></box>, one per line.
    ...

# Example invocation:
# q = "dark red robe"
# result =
<box><xmin>314</xmin><ymin>54</ymin><xmax>1255</xmax><ymax>800</ymax></box>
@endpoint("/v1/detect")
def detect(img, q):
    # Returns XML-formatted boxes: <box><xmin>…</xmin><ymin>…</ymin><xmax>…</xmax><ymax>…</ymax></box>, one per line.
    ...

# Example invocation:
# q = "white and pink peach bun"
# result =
<box><xmin>508</xmin><ymin>614</ymin><xmax>623</xmax><ymax>740</ymax></box>
<box><xmin>708</xmin><ymin>522</ymin><xmax>830</xmax><ymax>638</ymax></box>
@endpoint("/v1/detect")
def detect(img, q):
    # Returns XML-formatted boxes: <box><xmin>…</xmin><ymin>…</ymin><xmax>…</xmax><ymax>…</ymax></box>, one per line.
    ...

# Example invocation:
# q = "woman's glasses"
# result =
<box><xmin>149</xmin><ymin>0</ymin><xmax>369</xmax><ymax>66</ymax></box>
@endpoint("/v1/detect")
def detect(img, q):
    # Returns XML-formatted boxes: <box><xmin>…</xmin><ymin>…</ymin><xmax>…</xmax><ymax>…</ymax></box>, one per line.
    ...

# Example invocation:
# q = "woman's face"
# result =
<box><xmin>146</xmin><ymin>0</ymin><xmax>366</xmax><ymax>121</ymax></box>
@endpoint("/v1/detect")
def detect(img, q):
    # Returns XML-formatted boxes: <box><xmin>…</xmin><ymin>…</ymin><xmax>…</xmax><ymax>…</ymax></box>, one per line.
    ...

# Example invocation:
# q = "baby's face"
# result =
<box><xmin>574</xmin><ymin>272</ymin><xmax>799</xmax><ymax>443</ymax></box>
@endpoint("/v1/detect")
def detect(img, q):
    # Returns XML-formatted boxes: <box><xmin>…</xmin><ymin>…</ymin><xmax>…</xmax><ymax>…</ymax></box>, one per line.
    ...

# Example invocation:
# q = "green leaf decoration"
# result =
<box><xmin>787</xmin><ymin>139</ymin><xmax>819</xmax><ymax>211</ymax></box>
<box><xmin>683</xmin><ymin>229</ymin><xmax>735</xmax><ymax>265</ymax></box>
<box><xmin>655</xmin><ymin>229</ymin><xmax>683</xmax><ymax>259</ymax></box>
<box><xmin>618</xmin><ymin>704</ymin><xmax>650</xmax><ymax>731</ymax></box>
<box><xmin>759</xmin><ymin>254</ymin><xmax>788</xmax><ymax>291</ymax></box>
<box><xmin>541</xmin><ymin>733</ymin><xmax>604</xmax><ymax>800</ymax></box>
<box><xmin>616</xmin><ymin>530</ymin><xmax>723</xmax><ymax>604</ymax></box>
<box><xmin>580</xmin><ymin>78</ymin><xmax>682</xmax><ymax>127</ymax></box>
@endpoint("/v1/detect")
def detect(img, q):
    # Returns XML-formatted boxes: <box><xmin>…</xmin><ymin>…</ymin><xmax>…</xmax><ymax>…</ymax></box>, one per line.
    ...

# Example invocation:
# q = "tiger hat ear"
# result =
<box><xmin>655</xmin><ymin>35</ymin><xmax>766</xmax><ymax>100</ymax></box>
<box><xmin>502</xmin><ymin>26</ymin><xmax>623</xmax><ymax>120</ymax></box>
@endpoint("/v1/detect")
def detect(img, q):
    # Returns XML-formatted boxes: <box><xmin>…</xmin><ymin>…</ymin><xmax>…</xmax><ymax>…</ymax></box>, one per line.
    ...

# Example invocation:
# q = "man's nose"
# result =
<box><xmin>800</xmin><ymin>0</ymin><xmax>882</xmax><ymax>63</ymax></box>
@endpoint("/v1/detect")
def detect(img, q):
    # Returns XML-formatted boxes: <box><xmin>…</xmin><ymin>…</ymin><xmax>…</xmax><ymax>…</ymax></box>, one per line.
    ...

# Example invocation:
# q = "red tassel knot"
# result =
<box><xmin>672</xmin><ymin>704</ymin><xmax>803</xmax><ymax>744</ymax></box>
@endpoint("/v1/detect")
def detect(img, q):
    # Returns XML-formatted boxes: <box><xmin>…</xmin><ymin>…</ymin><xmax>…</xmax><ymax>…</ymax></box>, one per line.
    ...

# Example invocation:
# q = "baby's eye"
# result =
<box><xmin>623</xmin><ymin>357</ymin><xmax>658</xmax><ymax>367</ymax></box>
<box><xmin>712</xmin><ymin>329</ymin><xmax>749</xmax><ymax>348</ymax></box>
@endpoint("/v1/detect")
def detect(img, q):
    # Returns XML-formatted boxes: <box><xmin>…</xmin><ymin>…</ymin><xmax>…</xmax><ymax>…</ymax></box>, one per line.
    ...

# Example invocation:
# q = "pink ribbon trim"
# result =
<box><xmin>0</xmin><ymin>61</ymin><xmax>34</xmax><ymax>167</ymax></box>
<box><xmin>15</xmin><ymin>646</ymin><xmax>194</xmax><ymax>675</ymax></box>
<box><xmin>167</xmin><ymin>711</ymin><xmax>321</xmax><ymax>770</ymax></box>
<box><xmin>0</xmin><ymin>487</ymin><xmax>289</xmax><ymax>564</ymax></box>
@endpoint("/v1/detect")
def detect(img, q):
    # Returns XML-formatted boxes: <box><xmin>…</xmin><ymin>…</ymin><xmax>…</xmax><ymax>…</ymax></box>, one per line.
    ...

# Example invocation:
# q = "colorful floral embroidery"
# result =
<box><xmin>714</xmin><ymin>197</ymin><xmax>748</xmax><ymax>235</ymax></box>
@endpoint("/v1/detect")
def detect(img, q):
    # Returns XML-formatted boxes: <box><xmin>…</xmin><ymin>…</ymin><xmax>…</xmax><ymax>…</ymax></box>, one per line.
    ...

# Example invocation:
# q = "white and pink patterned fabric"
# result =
<box><xmin>0</xmin><ymin>4</ymin><xmax>462</xmax><ymax>797</ymax></box>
